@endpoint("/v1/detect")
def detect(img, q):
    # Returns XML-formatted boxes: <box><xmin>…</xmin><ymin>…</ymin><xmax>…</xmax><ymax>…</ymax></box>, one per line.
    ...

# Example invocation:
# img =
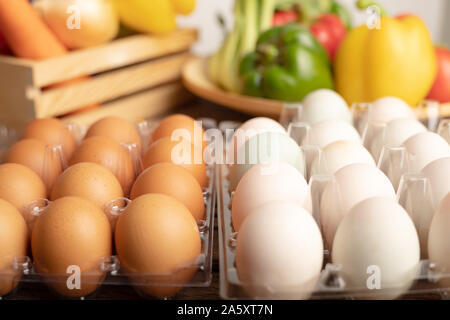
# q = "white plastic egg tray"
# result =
<box><xmin>0</xmin><ymin>118</ymin><xmax>216</xmax><ymax>300</ymax></box>
<box><xmin>217</xmin><ymin>108</ymin><xmax>450</xmax><ymax>300</ymax></box>
<box><xmin>217</xmin><ymin>163</ymin><xmax>450</xmax><ymax>300</ymax></box>
<box><xmin>0</xmin><ymin>162</ymin><xmax>214</xmax><ymax>300</ymax></box>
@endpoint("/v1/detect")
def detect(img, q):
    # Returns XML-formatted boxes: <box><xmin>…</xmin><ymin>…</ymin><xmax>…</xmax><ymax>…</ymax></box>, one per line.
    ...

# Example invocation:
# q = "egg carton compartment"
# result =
<box><xmin>278</xmin><ymin>101</ymin><xmax>450</xmax><ymax>186</ymax></box>
<box><xmin>0</xmin><ymin>123</ymin><xmax>18</xmax><ymax>162</ymax></box>
<box><xmin>0</xmin><ymin>116</ymin><xmax>218</xmax><ymax>300</ymax></box>
<box><xmin>218</xmin><ymin>161</ymin><xmax>450</xmax><ymax>300</ymax></box>
<box><xmin>217</xmin><ymin>101</ymin><xmax>450</xmax><ymax>300</ymax></box>
<box><xmin>0</xmin><ymin>159</ymin><xmax>215</xmax><ymax>300</ymax></box>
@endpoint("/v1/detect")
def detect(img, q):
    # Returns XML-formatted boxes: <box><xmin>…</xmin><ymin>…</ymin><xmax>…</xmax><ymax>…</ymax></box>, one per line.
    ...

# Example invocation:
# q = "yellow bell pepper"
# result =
<box><xmin>115</xmin><ymin>0</ymin><xmax>196</xmax><ymax>34</ymax></box>
<box><xmin>334</xmin><ymin>0</ymin><xmax>437</xmax><ymax>106</ymax></box>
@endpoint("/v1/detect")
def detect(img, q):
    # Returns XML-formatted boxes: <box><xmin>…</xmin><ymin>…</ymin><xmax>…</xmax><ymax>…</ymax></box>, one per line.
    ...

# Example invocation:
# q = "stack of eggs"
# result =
<box><xmin>118</xmin><ymin>114</ymin><xmax>208</xmax><ymax>298</ymax></box>
<box><xmin>359</xmin><ymin>97</ymin><xmax>450</xmax><ymax>261</ymax></box>
<box><xmin>0</xmin><ymin>114</ymin><xmax>208</xmax><ymax>298</ymax></box>
<box><xmin>229</xmin><ymin>89</ymin><xmax>450</xmax><ymax>299</ymax></box>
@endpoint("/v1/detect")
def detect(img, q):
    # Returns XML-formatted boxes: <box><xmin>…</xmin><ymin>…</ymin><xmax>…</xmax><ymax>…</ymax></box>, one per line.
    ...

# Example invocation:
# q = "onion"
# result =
<box><xmin>34</xmin><ymin>0</ymin><xmax>119</xmax><ymax>49</ymax></box>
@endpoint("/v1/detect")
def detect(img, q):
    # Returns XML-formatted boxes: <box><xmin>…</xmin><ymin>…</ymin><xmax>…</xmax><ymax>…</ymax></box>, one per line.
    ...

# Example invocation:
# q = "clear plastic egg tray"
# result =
<box><xmin>217</xmin><ymin>103</ymin><xmax>450</xmax><ymax>300</ymax></box>
<box><xmin>0</xmin><ymin>118</ymin><xmax>216</xmax><ymax>300</ymax></box>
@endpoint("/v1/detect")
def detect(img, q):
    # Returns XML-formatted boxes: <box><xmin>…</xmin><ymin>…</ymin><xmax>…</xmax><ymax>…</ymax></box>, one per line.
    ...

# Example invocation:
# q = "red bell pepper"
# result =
<box><xmin>427</xmin><ymin>46</ymin><xmax>450</xmax><ymax>103</ymax></box>
<box><xmin>310</xmin><ymin>14</ymin><xmax>346</xmax><ymax>61</ymax></box>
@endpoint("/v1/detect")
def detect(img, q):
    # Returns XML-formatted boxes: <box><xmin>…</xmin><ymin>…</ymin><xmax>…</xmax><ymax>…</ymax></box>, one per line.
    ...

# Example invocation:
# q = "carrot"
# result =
<box><xmin>0</xmin><ymin>0</ymin><xmax>67</xmax><ymax>59</ymax></box>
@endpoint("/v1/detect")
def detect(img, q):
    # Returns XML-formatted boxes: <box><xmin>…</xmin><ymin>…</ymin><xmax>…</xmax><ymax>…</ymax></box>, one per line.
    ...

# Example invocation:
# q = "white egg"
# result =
<box><xmin>236</xmin><ymin>202</ymin><xmax>323</xmax><ymax>299</ymax></box>
<box><xmin>403</xmin><ymin>132</ymin><xmax>450</xmax><ymax>173</ymax></box>
<box><xmin>311</xmin><ymin>141</ymin><xmax>375</xmax><ymax>176</ymax></box>
<box><xmin>238</xmin><ymin>117</ymin><xmax>286</xmax><ymax>133</ymax></box>
<box><xmin>229</xmin><ymin>132</ymin><xmax>304</xmax><ymax>191</ymax></box>
<box><xmin>232</xmin><ymin>162</ymin><xmax>310</xmax><ymax>231</ymax></box>
<box><xmin>422</xmin><ymin>157</ymin><xmax>450</xmax><ymax>209</ymax></box>
<box><xmin>307</xmin><ymin>120</ymin><xmax>361</xmax><ymax>149</ymax></box>
<box><xmin>332</xmin><ymin>197</ymin><xmax>420</xmax><ymax>300</ymax></box>
<box><xmin>230</xmin><ymin>117</ymin><xmax>286</xmax><ymax>162</ymax></box>
<box><xmin>370</xmin><ymin>97</ymin><xmax>415</xmax><ymax>122</ymax></box>
<box><xmin>300</xmin><ymin>89</ymin><xmax>352</xmax><ymax>125</ymax></box>
<box><xmin>428</xmin><ymin>193</ymin><xmax>450</xmax><ymax>289</ymax></box>
<box><xmin>320</xmin><ymin>163</ymin><xmax>396</xmax><ymax>247</ymax></box>
<box><xmin>358</xmin><ymin>96</ymin><xmax>416</xmax><ymax>134</ymax></box>
<box><xmin>370</xmin><ymin>118</ymin><xmax>427</xmax><ymax>162</ymax></box>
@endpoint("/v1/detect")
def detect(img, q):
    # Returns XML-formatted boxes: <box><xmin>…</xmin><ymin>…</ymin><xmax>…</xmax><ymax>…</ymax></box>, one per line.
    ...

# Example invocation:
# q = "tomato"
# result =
<box><xmin>427</xmin><ymin>47</ymin><xmax>450</xmax><ymax>103</ymax></box>
<box><xmin>310</xmin><ymin>14</ymin><xmax>346</xmax><ymax>61</ymax></box>
<box><xmin>273</xmin><ymin>10</ymin><xmax>299</xmax><ymax>26</ymax></box>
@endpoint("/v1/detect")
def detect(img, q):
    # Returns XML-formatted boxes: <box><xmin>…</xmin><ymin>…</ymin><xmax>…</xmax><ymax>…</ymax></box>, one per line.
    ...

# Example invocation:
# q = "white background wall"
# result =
<box><xmin>178</xmin><ymin>0</ymin><xmax>450</xmax><ymax>56</ymax></box>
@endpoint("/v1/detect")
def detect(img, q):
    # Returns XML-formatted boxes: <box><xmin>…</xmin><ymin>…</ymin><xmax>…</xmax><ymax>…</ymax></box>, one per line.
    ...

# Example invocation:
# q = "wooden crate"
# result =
<box><xmin>0</xmin><ymin>29</ymin><xmax>197</xmax><ymax>130</ymax></box>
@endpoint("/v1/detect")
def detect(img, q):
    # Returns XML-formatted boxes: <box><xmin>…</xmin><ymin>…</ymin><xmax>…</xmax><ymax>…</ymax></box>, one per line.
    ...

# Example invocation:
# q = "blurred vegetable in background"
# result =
<box><xmin>34</xmin><ymin>0</ymin><xmax>119</xmax><ymax>50</ymax></box>
<box><xmin>0</xmin><ymin>29</ymin><xmax>8</xmax><ymax>54</ymax></box>
<box><xmin>427</xmin><ymin>46</ymin><xmax>450</xmax><ymax>103</ymax></box>
<box><xmin>335</xmin><ymin>0</ymin><xmax>437</xmax><ymax>106</ymax></box>
<box><xmin>208</xmin><ymin>0</ymin><xmax>277</xmax><ymax>93</ymax></box>
<box><xmin>208</xmin><ymin>0</ymin><xmax>347</xmax><ymax>94</ymax></box>
<box><xmin>240</xmin><ymin>24</ymin><xmax>333</xmax><ymax>101</ymax></box>
<box><xmin>310</xmin><ymin>14</ymin><xmax>346</xmax><ymax>61</ymax></box>
<box><xmin>272</xmin><ymin>0</ymin><xmax>351</xmax><ymax>28</ymax></box>
<box><xmin>331</xmin><ymin>0</ymin><xmax>352</xmax><ymax>29</ymax></box>
<box><xmin>0</xmin><ymin>0</ymin><xmax>67</xmax><ymax>59</ymax></box>
<box><xmin>273</xmin><ymin>10</ymin><xmax>299</xmax><ymax>26</ymax></box>
<box><xmin>275</xmin><ymin>0</ymin><xmax>333</xmax><ymax>24</ymax></box>
<box><xmin>115</xmin><ymin>0</ymin><xmax>196</xmax><ymax>34</ymax></box>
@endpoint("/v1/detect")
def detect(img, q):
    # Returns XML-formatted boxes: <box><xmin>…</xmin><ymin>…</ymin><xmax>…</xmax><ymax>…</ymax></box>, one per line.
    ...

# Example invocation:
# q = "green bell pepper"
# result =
<box><xmin>240</xmin><ymin>23</ymin><xmax>334</xmax><ymax>102</ymax></box>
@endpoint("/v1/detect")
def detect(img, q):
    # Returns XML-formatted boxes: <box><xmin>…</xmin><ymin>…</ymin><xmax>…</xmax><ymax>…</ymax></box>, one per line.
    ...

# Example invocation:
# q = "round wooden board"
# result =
<box><xmin>182</xmin><ymin>56</ymin><xmax>450</xmax><ymax>120</ymax></box>
<box><xmin>182</xmin><ymin>57</ymin><xmax>283</xmax><ymax>118</ymax></box>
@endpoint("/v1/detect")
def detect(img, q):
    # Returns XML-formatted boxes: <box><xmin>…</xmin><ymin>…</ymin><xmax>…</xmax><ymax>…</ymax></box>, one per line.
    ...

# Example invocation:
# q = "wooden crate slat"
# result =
<box><xmin>0</xmin><ymin>59</ymin><xmax>36</xmax><ymax>129</ymax></box>
<box><xmin>61</xmin><ymin>82</ymin><xmax>192</xmax><ymax>126</ymax></box>
<box><xmin>35</xmin><ymin>52</ymin><xmax>191</xmax><ymax>118</ymax></box>
<box><xmin>0</xmin><ymin>54</ymin><xmax>35</xmax><ymax>68</ymax></box>
<box><xmin>32</xmin><ymin>29</ymin><xmax>197</xmax><ymax>87</ymax></box>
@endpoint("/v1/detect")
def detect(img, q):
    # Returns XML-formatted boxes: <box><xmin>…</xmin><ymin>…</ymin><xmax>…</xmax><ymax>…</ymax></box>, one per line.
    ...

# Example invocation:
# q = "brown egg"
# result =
<box><xmin>31</xmin><ymin>196</ymin><xmax>112</xmax><ymax>297</ymax></box>
<box><xmin>0</xmin><ymin>199</ymin><xmax>28</xmax><ymax>297</ymax></box>
<box><xmin>22</xmin><ymin>118</ymin><xmax>76</xmax><ymax>161</ymax></box>
<box><xmin>131</xmin><ymin>163</ymin><xmax>205</xmax><ymax>221</ymax></box>
<box><xmin>151</xmin><ymin>114</ymin><xmax>208</xmax><ymax>150</ymax></box>
<box><xmin>0</xmin><ymin>164</ymin><xmax>47</xmax><ymax>215</ymax></box>
<box><xmin>143</xmin><ymin>137</ymin><xmax>207</xmax><ymax>188</ymax></box>
<box><xmin>51</xmin><ymin>162</ymin><xmax>124</xmax><ymax>227</ymax></box>
<box><xmin>85</xmin><ymin>116</ymin><xmax>142</xmax><ymax>153</ymax></box>
<box><xmin>5</xmin><ymin>139</ymin><xmax>66</xmax><ymax>193</ymax></box>
<box><xmin>70</xmin><ymin>136</ymin><xmax>135</xmax><ymax>195</ymax></box>
<box><xmin>5</xmin><ymin>139</ymin><xmax>47</xmax><ymax>176</ymax></box>
<box><xmin>115</xmin><ymin>194</ymin><xmax>201</xmax><ymax>298</ymax></box>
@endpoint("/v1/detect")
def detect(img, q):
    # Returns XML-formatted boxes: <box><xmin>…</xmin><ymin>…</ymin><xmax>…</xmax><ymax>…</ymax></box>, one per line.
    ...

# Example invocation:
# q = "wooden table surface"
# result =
<box><xmin>8</xmin><ymin>99</ymin><xmax>445</xmax><ymax>300</ymax></box>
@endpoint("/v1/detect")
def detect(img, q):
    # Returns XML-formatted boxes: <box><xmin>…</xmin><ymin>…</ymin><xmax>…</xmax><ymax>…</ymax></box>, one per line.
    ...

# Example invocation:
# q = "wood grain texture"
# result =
<box><xmin>31</xmin><ymin>29</ymin><xmax>197</xmax><ymax>87</ymax></box>
<box><xmin>0</xmin><ymin>57</ymin><xmax>35</xmax><ymax>129</ymax></box>
<box><xmin>0</xmin><ymin>29</ymin><xmax>197</xmax><ymax>130</ymax></box>
<box><xmin>36</xmin><ymin>52</ymin><xmax>191</xmax><ymax>117</ymax></box>
<box><xmin>61</xmin><ymin>82</ymin><xmax>192</xmax><ymax>126</ymax></box>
